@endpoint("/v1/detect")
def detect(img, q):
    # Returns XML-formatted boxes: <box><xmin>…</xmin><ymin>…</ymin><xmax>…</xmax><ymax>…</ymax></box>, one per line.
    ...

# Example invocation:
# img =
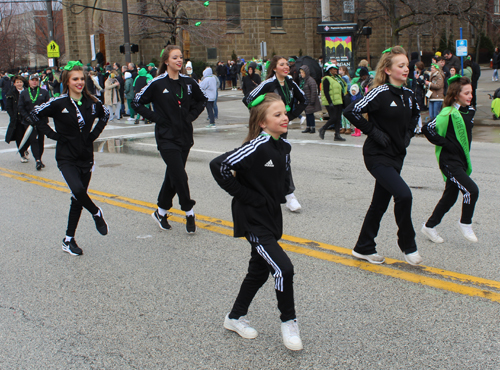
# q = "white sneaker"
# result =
<box><xmin>20</xmin><ymin>156</ymin><xmax>29</xmax><ymax>163</ymax></box>
<box><xmin>224</xmin><ymin>314</ymin><xmax>258</xmax><ymax>339</ymax></box>
<box><xmin>458</xmin><ymin>221</ymin><xmax>478</xmax><ymax>242</ymax></box>
<box><xmin>421</xmin><ymin>223</ymin><xmax>444</xmax><ymax>243</ymax></box>
<box><xmin>404</xmin><ymin>251</ymin><xmax>423</xmax><ymax>266</ymax></box>
<box><xmin>127</xmin><ymin>117</ymin><xmax>135</xmax><ymax>121</ymax></box>
<box><xmin>281</xmin><ymin>319</ymin><xmax>303</xmax><ymax>351</ymax></box>
<box><xmin>285</xmin><ymin>194</ymin><xmax>301</xmax><ymax>212</ymax></box>
<box><xmin>352</xmin><ymin>250</ymin><xmax>385</xmax><ymax>264</ymax></box>
<box><xmin>300</xmin><ymin>116</ymin><xmax>306</xmax><ymax>125</ymax></box>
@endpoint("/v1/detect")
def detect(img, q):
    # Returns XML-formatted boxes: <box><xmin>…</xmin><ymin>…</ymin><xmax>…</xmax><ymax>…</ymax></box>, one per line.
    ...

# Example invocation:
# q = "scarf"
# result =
<box><xmin>434</xmin><ymin>105</ymin><xmax>472</xmax><ymax>181</ymax></box>
<box><xmin>70</xmin><ymin>96</ymin><xmax>86</xmax><ymax>131</ymax></box>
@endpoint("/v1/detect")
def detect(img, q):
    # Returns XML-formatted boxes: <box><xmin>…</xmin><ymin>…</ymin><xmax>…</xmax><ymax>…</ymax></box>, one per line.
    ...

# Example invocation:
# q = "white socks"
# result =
<box><xmin>186</xmin><ymin>209</ymin><xmax>195</xmax><ymax>217</ymax></box>
<box><xmin>158</xmin><ymin>207</ymin><xmax>168</xmax><ymax>217</ymax></box>
<box><xmin>65</xmin><ymin>236</ymin><xmax>73</xmax><ymax>242</ymax></box>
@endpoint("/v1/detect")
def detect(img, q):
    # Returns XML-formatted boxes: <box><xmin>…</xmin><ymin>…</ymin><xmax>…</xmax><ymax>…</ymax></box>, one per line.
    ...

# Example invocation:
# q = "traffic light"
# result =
<box><xmin>131</xmin><ymin>44</ymin><xmax>139</xmax><ymax>53</ymax></box>
<box><xmin>119</xmin><ymin>45</ymin><xmax>125</xmax><ymax>54</ymax></box>
<box><xmin>195</xmin><ymin>22</ymin><xmax>202</xmax><ymax>26</ymax></box>
<box><xmin>203</xmin><ymin>1</ymin><xmax>209</xmax><ymax>6</ymax></box>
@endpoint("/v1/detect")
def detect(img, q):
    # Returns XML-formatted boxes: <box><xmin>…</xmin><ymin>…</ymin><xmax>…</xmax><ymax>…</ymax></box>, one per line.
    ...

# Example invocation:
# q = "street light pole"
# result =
<box><xmin>45</xmin><ymin>0</ymin><xmax>57</xmax><ymax>66</ymax></box>
<box><xmin>122</xmin><ymin>0</ymin><xmax>131</xmax><ymax>63</ymax></box>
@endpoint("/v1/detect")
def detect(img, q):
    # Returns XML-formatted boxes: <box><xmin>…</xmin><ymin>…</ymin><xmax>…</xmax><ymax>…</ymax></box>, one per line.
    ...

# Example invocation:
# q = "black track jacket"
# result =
<box><xmin>344</xmin><ymin>84</ymin><xmax>419</xmax><ymax>171</ymax></box>
<box><xmin>244</xmin><ymin>75</ymin><xmax>307</xmax><ymax>121</ymax></box>
<box><xmin>210</xmin><ymin>134</ymin><xmax>291</xmax><ymax>240</ymax></box>
<box><xmin>132</xmin><ymin>72</ymin><xmax>207</xmax><ymax>150</ymax></box>
<box><xmin>32</xmin><ymin>94</ymin><xmax>109</xmax><ymax>168</ymax></box>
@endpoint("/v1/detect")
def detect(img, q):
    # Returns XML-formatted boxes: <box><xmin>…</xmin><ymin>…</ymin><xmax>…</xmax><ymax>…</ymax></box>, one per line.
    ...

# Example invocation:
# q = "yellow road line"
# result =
<box><xmin>2</xmin><ymin>167</ymin><xmax>500</xmax><ymax>302</ymax></box>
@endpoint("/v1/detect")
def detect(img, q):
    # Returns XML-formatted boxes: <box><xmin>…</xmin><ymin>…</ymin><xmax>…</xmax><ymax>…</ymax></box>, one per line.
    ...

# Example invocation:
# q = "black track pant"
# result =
<box><xmin>158</xmin><ymin>148</ymin><xmax>196</xmax><ymax>212</ymax></box>
<box><xmin>229</xmin><ymin>232</ymin><xmax>296</xmax><ymax>322</ymax></box>
<box><xmin>354</xmin><ymin>164</ymin><xmax>416</xmax><ymax>255</ymax></box>
<box><xmin>425</xmin><ymin>165</ymin><xmax>479</xmax><ymax>227</ymax></box>
<box><xmin>29</xmin><ymin>127</ymin><xmax>45</xmax><ymax>161</ymax></box>
<box><xmin>60</xmin><ymin>164</ymin><xmax>99</xmax><ymax>237</ymax></box>
<box><xmin>321</xmin><ymin>104</ymin><xmax>342</xmax><ymax>135</ymax></box>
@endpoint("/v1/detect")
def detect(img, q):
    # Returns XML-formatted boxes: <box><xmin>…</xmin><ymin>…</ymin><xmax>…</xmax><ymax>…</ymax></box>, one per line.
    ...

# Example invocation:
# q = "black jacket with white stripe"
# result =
<box><xmin>422</xmin><ymin>104</ymin><xmax>474</xmax><ymax>170</ymax></box>
<box><xmin>210</xmin><ymin>134</ymin><xmax>291</xmax><ymax>240</ymax></box>
<box><xmin>132</xmin><ymin>72</ymin><xmax>207</xmax><ymax>150</ymax></box>
<box><xmin>344</xmin><ymin>84</ymin><xmax>419</xmax><ymax>171</ymax></box>
<box><xmin>244</xmin><ymin>75</ymin><xmax>307</xmax><ymax>121</ymax></box>
<box><xmin>31</xmin><ymin>94</ymin><xmax>109</xmax><ymax>168</ymax></box>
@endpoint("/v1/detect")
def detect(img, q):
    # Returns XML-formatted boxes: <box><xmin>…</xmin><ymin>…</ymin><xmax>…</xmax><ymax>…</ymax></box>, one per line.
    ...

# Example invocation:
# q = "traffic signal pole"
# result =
<box><xmin>122</xmin><ymin>0</ymin><xmax>131</xmax><ymax>63</ymax></box>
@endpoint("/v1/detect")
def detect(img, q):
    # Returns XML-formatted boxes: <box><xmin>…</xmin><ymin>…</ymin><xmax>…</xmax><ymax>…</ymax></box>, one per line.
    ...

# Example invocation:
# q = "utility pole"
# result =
<box><xmin>45</xmin><ymin>0</ymin><xmax>57</xmax><ymax>66</ymax></box>
<box><xmin>122</xmin><ymin>0</ymin><xmax>132</xmax><ymax>63</ymax></box>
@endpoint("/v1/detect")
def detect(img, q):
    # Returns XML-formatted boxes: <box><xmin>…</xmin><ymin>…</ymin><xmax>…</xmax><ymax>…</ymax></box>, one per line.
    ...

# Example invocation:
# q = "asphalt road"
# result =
<box><xmin>1</xmin><ymin>73</ymin><xmax>499</xmax><ymax>369</ymax></box>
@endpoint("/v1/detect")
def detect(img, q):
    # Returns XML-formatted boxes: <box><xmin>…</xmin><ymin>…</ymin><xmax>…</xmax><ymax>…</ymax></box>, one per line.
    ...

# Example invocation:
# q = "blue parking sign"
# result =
<box><xmin>456</xmin><ymin>39</ymin><xmax>468</xmax><ymax>57</ymax></box>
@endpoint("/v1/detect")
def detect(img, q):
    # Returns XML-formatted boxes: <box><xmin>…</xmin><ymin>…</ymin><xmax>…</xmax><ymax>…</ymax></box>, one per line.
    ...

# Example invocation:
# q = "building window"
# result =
<box><xmin>207</xmin><ymin>48</ymin><xmax>217</xmax><ymax>60</ymax></box>
<box><xmin>226</xmin><ymin>0</ymin><xmax>241</xmax><ymax>30</ymax></box>
<box><xmin>495</xmin><ymin>0</ymin><xmax>500</xmax><ymax>14</ymax></box>
<box><xmin>270</xmin><ymin>0</ymin><xmax>283</xmax><ymax>28</ymax></box>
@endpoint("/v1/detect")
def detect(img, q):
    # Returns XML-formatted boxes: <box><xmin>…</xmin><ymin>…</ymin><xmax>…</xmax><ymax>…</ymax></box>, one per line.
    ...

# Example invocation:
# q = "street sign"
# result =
<box><xmin>47</xmin><ymin>41</ymin><xmax>60</xmax><ymax>58</ymax></box>
<box><xmin>456</xmin><ymin>39</ymin><xmax>467</xmax><ymax>57</ymax></box>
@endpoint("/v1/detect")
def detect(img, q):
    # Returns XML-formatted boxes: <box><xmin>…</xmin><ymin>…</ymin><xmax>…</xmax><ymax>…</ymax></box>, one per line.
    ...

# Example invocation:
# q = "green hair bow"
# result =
<box><xmin>447</xmin><ymin>74</ymin><xmax>462</xmax><ymax>85</ymax></box>
<box><xmin>382</xmin><ymin>46</ymin><xmax>403</xmax><ymax>54</ymax></box>
<box><xmin>64</xmin><ymin>61</ymin><xmax>83</xmax><ymax>71</ymax></box>
<box><xmin>248</xmin><ymin>94</ymin><xmax>266</xmax><ymax>108</ymax></box>
<box><xmin>431</xmin><ymin>63</ymin><xmax>440</xmax><ymax>70</ymax></box>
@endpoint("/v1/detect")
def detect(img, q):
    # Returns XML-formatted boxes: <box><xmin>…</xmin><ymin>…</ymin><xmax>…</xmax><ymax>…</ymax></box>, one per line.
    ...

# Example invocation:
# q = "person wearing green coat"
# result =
<box><xmin>318</xmin><ymin>64</ymin><xmax>346</xmax><ymax>141</ymax></box>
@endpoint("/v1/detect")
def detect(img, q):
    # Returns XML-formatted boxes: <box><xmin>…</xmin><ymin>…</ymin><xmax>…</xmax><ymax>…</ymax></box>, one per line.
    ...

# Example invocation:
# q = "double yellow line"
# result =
<box><xmin>2</xmin><ymin>166</ymin><xmax>500</xmax><ymax>303</ymax></box>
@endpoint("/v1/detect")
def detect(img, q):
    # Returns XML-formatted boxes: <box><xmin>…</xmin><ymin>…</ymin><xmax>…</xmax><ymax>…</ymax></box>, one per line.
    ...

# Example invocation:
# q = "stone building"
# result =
<box><xmin>61</xmin><ymin>0</ymin><xmax>498</xmax><ymax>70</ymax></box>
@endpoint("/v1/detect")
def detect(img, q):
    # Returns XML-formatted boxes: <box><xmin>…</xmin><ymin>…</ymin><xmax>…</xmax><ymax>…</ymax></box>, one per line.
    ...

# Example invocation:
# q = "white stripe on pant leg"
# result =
<box><xmin>256</xmin><ymin>244</ymin><xmax>284</xmax><ymax>292</ymax></box>
<box><xmin>449</xmin><ymin>176</ymin><xmax>471</xmax><ymax>204</ymax></box>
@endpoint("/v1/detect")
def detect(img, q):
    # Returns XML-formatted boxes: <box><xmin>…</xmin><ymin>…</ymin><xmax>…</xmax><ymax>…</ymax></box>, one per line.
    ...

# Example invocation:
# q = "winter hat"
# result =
<box><xmin>358</xmin><ymin>67</ymin><xmax>369</xmax><ymax>77</ymax></box>
<box><xmin>350</xmin><ymin>84</ymin><xmax>360</xmax><ymax>96</ymax></box>
<box><xmin>124</xmin><ymin>72</ymin><xmax>132</xmax><ymax>79</ymax></box>
<box><xmin>147</xmin><ymin>63</ymin><xmax>155</xmax><ymax>67</ymax></box>
<box><xmin>185</xmin><ymin>61</ymin><xmax>193</xmax><ymax>69</ymax></box>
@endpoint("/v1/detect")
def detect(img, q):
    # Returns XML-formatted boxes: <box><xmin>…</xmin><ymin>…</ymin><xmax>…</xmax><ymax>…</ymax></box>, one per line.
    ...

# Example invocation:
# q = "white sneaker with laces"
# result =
<box><xmin>281</xmin><ymin>319</ymin><xmax>303</xmax><ymax>351</ymax></box>
<box><xmin>421</xmin><ymin>223</ymin><xmax>444</xmax><ymax>243</ymax></box>
<box><xmin>300</xmin><ymin>116</ymin><xmax>306</xmax><ymax>125</ymax></box>
<box><xmin>458</xmin><ymin>221</ymin><xmax>478</xmax><ymax>242</ymax></box>
<box><xmin>404</xmin><ymin>251</ymin><xmax>423</xmax><ymax>266</ymax></box>
<box><xmin>224</xmin><ymin>314</ymin><xmax>258</xmax><ymax>339</ymax></box>
<box><xmin>352</xmin><ymin>250</ymin><xmax>385</xmax><ymax>264</ymax></box>
<box><xmin>285</xmin><ymin>194</ymin><xmax>302</xmax><ymax>212</ymax></box>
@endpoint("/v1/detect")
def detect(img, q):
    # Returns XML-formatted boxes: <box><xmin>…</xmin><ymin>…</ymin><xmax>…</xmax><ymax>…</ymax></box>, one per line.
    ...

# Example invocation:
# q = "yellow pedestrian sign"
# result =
<box><xmin>47</xmin><ymin>41</ymin><xmax>60</xmax><ymax>58</ymax></box>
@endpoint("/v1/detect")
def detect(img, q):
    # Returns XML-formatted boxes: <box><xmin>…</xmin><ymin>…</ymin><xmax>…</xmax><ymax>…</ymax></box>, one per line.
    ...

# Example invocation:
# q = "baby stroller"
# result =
<box><xmin>489</xmin><ymin>87</ymin><xmax>500</xmax><ymax>120</ymax></box>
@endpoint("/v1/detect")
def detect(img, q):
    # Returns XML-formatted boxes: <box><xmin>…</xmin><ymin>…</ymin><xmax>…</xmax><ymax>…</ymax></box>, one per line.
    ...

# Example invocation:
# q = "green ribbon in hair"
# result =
<box><xmin>64</xmin><ymin>61</ymin><xmax>83</xmax><ymax>71</ymax></box>
<box><xmin>447</xmin><ymin>74</ymin><xmax>462</xmax><ymax>85</ymax></box>
<box><xmin>382</xmin><ymin>46</ymin><xmax>403</xmax><ymax>54</ymax></box>
<box><xmin>431</xmin><ymin>63</ymin><xmax>440</xmax><ymax>70</ymax></box>
<box><xmin>248</xmin><ymin>94</ymin><xmax>266</xmax><ymax>108</ymax></box>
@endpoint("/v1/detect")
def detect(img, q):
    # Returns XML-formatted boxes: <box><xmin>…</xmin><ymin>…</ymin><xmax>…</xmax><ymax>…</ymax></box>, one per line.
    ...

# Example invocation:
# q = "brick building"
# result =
<box><xmin>61</xmin><ymin>0</ymin><xmax>497</xmax><ymax>70</ymax></box>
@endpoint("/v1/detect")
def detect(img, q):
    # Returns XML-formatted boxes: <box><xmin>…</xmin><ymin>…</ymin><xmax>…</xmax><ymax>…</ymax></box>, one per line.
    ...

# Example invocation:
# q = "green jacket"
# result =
<box><xmin>321</xmin><ymin>76</ymin><xmax>342</xmax><ymax>106</ymax></box>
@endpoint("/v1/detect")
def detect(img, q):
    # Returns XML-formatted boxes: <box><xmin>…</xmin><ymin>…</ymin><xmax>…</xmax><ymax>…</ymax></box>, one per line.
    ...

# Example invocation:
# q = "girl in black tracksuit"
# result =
<box><xmin>244</xmin><ymin>55</ymin><xmax>306</xmax><ymax>212</ymax></box>
<box><xmin>344</xmin><ymin>46</ymin><xmax>422</xmax><ymax>266</ymax></box>
<box><xmin>210</xmin><ymin>93</ymin><xmax>303</xmax><ymax>351</ymax></box>
<box><xmin>421</xmin><ymin>76</ymin><xmax>479</xmax><ymax>243</ymax></box>
<box><xmin>132</xmin><ymin>45</ymin><xmax>207</xmax><ymax>233</ymax></box>
<box><xmin>31</xmin><ymin>62</ymin><xmax>109</xmax><ymax>256</ymax></box>
<box><xmin>19</xmin><ymin>74</ymin><xmax>50</xmax><ymax>170</ymax></box>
